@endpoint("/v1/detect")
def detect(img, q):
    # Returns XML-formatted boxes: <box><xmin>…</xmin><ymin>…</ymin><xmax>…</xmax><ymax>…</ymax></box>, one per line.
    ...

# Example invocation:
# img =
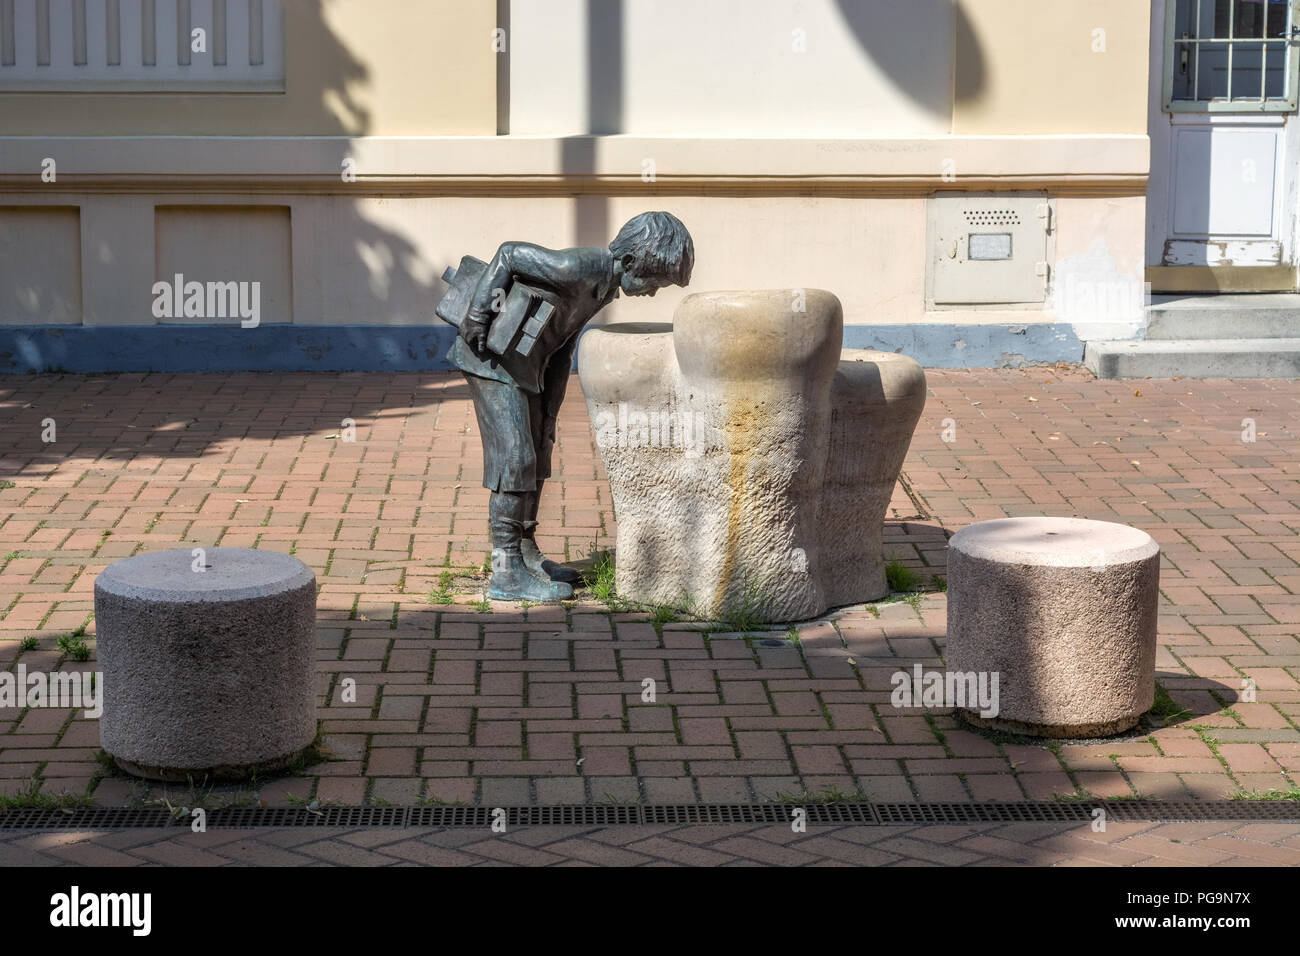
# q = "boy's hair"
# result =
<box><xmin>609</xmin><ymin>211</ymin><xmax>694</xmax><ymax>286</ymax></box>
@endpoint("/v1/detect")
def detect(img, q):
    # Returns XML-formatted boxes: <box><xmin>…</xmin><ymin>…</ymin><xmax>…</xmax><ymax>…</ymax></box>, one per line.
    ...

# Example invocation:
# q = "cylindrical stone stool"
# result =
<box><xmin>946</xmin><ymin>517</ymin><xmax>1160</xmax><ymax>738</ymax></box>
<box><xmin>94</xmin><ymin>547</ymin><xmax>318</xmax><ymax>781</ymax></box>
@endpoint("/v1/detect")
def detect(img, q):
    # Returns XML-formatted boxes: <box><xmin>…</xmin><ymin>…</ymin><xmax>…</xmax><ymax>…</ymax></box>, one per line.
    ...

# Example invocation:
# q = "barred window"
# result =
<box><xmin>1166</xmin><ymin>0</ymin><xmax>1299</xmax><ymax>110</ymax></box>
<box><xmin>0</xmin><ymin>0</ymin><xmax>283</xmax><ymax>92</ymax></box>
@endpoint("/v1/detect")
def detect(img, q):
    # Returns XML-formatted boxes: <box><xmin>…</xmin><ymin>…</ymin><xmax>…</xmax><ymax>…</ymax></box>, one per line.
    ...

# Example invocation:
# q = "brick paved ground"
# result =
<box><xmin>3</xmin><ymin>820</ymin><xmax>1298</xmax><ymax>866</ymax></box>
<box><xmin>1</xmin><ymin>368</ymin><xmax>1298</xmax><ymax>816</ymax></box>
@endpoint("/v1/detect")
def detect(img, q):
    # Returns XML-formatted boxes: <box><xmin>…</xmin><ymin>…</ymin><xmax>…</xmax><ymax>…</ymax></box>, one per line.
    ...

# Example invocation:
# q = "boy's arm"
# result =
<box><xmin>465</xmin><ymin>242</ymin><xmax>584</xmax><ymax>331</ymax></box>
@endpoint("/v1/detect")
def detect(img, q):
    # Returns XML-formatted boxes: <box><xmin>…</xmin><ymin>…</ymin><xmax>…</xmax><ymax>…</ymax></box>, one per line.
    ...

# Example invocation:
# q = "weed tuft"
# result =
<box><xmin>429</xmin><ymin>570</ymin><xmax>455</xmax><ymax>605</ymax></box>
<box><xmin>1230</xmin><ymin>786</ymin><xmax>1300</xmax><ymax>801</ymax></box>
<box><xmin>57</xmin><ymin>631</ymin><xmax>90</xmax><ymax>662</ymax></box>
<box><xmin>885</xmin><ymin>560</ymin><xmax>921</xmax><ymax>593</ymax></box>
<box><xmin>1146</xmin><ymin>682</ymin><xmax>1190</xmax><ymax>727</ymax></box>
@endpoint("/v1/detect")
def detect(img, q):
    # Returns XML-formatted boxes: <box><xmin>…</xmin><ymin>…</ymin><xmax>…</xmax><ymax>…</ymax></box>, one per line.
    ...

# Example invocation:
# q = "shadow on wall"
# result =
<box><xmin>1</xmin><ymin>0</ymin><xmax>476</xmax><ymax>466</ymax></box>
<box><xmin>832</xmin><ymin>0</ymin><xmax>985</xmax><ymax>112</ymax></box>
<box><xmin>558</xmin><ymin>0</ymin><xmax>624</xmax><ymax>252</ymax></box>
<box><xmin>220</xmin><ymin>0</ymin><xmax>436</xmax><ymax>336</ymax></box>
<box><xmin>551</xmin><ymin>0</ymin><xmax>989</xmax><ymax>336</ymax></box>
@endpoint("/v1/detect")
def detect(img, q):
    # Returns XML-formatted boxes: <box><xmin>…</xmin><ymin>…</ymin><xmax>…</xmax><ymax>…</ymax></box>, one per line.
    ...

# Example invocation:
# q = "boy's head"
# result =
<box><xmin>609</xmin><ymin>211</ymin><xmax>694</xmax><ymax>297</ymax></box>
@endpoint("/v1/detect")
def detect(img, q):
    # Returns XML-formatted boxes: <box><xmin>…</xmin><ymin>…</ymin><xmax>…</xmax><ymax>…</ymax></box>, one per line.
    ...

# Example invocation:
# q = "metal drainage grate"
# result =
<box><xmin>1</xmin><ymin>801</ymin><xmax>1297</xmax><ymax>830</ymax></box>
<box><xmin>642</xmin><ymin>804</ymin><xmax>792</xmax><ymax>826</ymax></box>
<box><xmin>0</xmin><ymin>808</ymin><xmax>174</xmax><ymax>830</ymax></box>
<box><xmin>801</xmin><ymin>804</ymin><xmax>879</xmax><ymax>825</ymax></box>
<box><xmin>209</xmin><ymin>806</ymin><xmax>410</xmax><ymax>829</ymax></box>
<box><xmin>874</xmin><ymin>803</ymin><xmax>1094</xmax><ymax>825</ymax></box>
<box><xmin>408</xmin><ymin>806</ymin><xmax>640</xmax><ymax>827</ymax></box>
<box><xmin>408</xmin><ymin>806</ymin><xmax>490</xmax><ymax>828</ymax></box>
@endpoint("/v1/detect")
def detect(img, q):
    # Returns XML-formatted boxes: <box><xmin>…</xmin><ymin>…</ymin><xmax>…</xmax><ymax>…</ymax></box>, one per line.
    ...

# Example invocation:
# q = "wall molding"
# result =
<box><xmin>0</xmin><ymin>134</ymin><xmax>1151</xmax><ymax>196</ymax></box>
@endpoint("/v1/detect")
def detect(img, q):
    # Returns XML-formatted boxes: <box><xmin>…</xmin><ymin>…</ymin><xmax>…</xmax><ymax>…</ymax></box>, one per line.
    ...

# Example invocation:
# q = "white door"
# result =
<box><xmin>1148</xmin><ymin>0</ymin><xmax>1300</xmax><ymax>288</ymax></box>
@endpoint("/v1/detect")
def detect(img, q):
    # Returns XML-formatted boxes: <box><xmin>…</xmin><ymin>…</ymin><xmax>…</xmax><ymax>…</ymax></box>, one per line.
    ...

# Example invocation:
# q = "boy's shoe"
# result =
<box><xmin>520</xmin><ymin>538</ymin><xmax>583</xmax><ymax>584</ymax></box>
<box><xmin>488</xmin><ymin>551</ymin><xmax>574</xmax><ymax>602</ymax></box>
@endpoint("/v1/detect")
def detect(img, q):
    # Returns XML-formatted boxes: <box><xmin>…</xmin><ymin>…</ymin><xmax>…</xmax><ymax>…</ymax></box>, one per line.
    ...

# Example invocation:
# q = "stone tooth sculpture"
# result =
<box><xmin>822</xmin><ymin>348</ymin><xmax>930</xmax><ymax>606</ymax></box>
<box><xmin>578</xmin><ymin>289</ymin><xmax>926</xmax><ymax>623</ymax></box>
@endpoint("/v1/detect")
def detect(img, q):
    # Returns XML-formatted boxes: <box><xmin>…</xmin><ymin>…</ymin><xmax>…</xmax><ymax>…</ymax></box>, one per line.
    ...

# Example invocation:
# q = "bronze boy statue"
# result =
<box><xmin>436</xmin><ymin>211</ymin><xmax>695</xmax><ymax>602</ymax></box>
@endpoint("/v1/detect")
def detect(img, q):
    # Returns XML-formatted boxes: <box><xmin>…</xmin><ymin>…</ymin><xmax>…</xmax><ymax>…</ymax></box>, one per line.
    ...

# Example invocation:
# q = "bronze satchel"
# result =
<box><xmin>436</xmin><ymin>255</ymin><xmax>558</xmax><ymax>363</ymax></box>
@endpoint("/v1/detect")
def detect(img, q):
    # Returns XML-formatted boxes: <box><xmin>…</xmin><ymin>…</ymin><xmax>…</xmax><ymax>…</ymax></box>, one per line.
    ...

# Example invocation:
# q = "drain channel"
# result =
<box><xmin>1</xmin><ymin>801</ymin><xmax>1297</xmax><ymax>831</ymax></box>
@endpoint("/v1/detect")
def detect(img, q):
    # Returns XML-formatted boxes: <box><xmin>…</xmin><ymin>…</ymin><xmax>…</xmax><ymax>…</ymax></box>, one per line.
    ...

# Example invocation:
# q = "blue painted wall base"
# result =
<box><xmin>841</xmin><ymin>323</ymin><xmax>1085</xmax><ymax>368</ymax></box>
<box><xmin>0</xmin><ymin>325</ymin><xmax>461</xmax><ymax>373</ymax></box>
<box><xmin>0</xmin><ymin>322</ymin><xmax>1086</xmax><ymax>373</ymax></box>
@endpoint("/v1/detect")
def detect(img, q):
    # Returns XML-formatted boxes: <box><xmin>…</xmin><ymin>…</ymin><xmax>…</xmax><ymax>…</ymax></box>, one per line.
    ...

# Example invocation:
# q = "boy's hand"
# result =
<box><xmin>461</xmin><ymin>313</ymin><xmax>488</xmax><ymax>354</ymax></box>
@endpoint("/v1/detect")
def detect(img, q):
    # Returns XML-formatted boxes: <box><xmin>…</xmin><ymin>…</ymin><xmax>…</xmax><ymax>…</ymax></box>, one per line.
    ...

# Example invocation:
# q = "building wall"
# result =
<box><xmin>953</xmin><ymin>0</ymin><xmax>1149</xmax><ymax>135</ymax></box>
<box><xmin>507</xmin><ymin>0</ymin><xmax>954</xmax><ymax>137</ymax></box>
<box><xmin>0</xmin><ymin>0</ymin><xmax>496</xmax><ymax>135</ymax></box>
<box><xmin>0</xmin><ymin>0</ymin><xmax>1153</xmax><ymax>372</ymax></box>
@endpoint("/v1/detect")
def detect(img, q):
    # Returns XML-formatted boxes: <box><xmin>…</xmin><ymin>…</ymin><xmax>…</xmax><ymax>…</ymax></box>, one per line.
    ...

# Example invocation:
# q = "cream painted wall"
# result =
<box><xmin>508</xmin><ymin>0</ymin><xmax>1150</xmax><ymax>138</ymax></box>
<box><xmin>0</xmin><ymin>1</ymin><xmax>1155</xmax><ymax>356</ymax></box>
<box><xmin>0</xmin><ymin>206</ymin><xmax>82</xmax><ymax>324</ymax></box>
<box><xmin>1047</xmin><ymin>195</ymin><xmax>1148</xmax><ymax>338</ymax></box>
<box><xmin>953</xmin><ymin>0</ymin><xmax>1151</xmax><ymax>135</ymax></box>
<box><xmin>1</xmin><ymin>189</ymin><xmax>1143</xmax><ymax>343</ymax></box>
<box><xmin>0</xmin><ymin>0</ymin><xmax>496</xmax><ymax>135</ymax></box>
<box><xmin>507</xmin><ymin>0</ymin><xmax>954</xmax><ymax>136</ymax></box>
<box><xmin>288</xmin><ymin>189</ymin><xmax>1143</xmax><ymax>337</ymax></box>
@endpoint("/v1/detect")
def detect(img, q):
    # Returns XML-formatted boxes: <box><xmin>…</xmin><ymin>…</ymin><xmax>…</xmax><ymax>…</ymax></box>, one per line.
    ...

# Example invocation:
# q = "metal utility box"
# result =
<box><xmin>927</xmin><ymin>194</ymin><xmax>1054</xmax><ymax>306</ymax></box>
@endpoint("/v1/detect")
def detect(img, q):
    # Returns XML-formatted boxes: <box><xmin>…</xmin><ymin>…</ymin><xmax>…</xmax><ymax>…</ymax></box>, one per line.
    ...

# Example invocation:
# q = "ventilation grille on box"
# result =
<box><xmin>964</xmin><ymin>209</ymin><xmax>1021</xmax><ymax>226</ymax></box>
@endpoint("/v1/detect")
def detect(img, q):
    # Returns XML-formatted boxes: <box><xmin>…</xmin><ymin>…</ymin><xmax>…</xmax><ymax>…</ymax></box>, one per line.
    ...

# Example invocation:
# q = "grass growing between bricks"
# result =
<box><xmin>0</xmin><ymin>778</ymin><xmax>95</xmax><ymax>810</ymax></box>
<box><xmin>429</xmin><ymin>570</ymin><xmax>455</xmax><ymax>605</ymax></box>
<box><xmin>583</xmin><ymin>549</ymin><xmax>776</xmax><ymax>630</ymax></box>
<box><xmin>770</xmin><ymin>785</ymin><xmax>870</xmax><ymax>804</ymax></box>
<box><xmin>57</xmin><ymin>627</ymin><xmax>91</xmax><ymax>662</ymax></box>
<box><xmin>885</xmin><ymin>559</ymin><xmax>921</xmax><ymax>593</ymax></box>
<box><xmin>1146</xmin><ymin>682</ymin><xmax>1191</xmax><ymax>728</ymax></box>
<box><xmin>1231</xmin><ymin>786</ymin><xmax>1300</xmax><ymax>801</ymax></box>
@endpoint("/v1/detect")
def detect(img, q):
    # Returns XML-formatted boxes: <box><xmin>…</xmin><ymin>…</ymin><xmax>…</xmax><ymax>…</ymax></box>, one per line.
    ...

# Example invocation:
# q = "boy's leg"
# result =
<box><xmin>519</xmin><ymin>347</ymin><xmax>583</xmax><ymax>583</ymax></box>
<box><xmin>462</xmin><ymin>372</ymin><xmax>572</xmax><ymax>601</ymax></box>
<box><xmin>520</xmin><ymin>484</ymin><xmax>582</xmax><ymax>584</ymax></box>
<box><xmin>488</xmin><ymin>490</ymin><xmax>572</xmax><ymax>601</ymax></box>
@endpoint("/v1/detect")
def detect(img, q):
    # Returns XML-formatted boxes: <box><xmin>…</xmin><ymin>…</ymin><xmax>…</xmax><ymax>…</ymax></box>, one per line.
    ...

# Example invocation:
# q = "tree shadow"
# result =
<box><xmin>0</xmin><ymin>0</ymin><xmax>495</xmax><ymax>472</ymax></box>
<box><xmin>832</xmin><ymin>0</ymin><xmax>986</xmax><ymax>113</ymax></box>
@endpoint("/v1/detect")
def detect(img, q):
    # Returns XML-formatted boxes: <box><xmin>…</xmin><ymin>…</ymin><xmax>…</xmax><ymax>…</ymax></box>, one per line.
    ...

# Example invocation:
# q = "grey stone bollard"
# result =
<box><xmin>946</xmin><ymin>517</ymin><xmax>1161</xmax><ymax>738</ymax></box>
<box><xmin>94</xmin><ymin>547</ymin><xmax>318</xmax><ymax>781</ymax></box>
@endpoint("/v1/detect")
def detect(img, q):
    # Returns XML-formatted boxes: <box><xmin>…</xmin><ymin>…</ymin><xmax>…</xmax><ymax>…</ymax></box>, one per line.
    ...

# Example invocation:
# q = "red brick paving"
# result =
<box><xmin>0</xmin><ymin>369</ymin><xmax>1298</xmax><ymax>820</ymax></box>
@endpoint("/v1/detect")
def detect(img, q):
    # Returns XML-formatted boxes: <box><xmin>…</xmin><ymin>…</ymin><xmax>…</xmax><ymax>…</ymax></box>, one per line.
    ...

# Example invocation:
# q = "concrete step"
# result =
<box><xmin>1085</xmin><ymin>338</ymin><xmax>1300</xmax><ymax>379</ymax></box>
<box><xmin>1146</xmin><ymin>293</ymin><xmax>1299</xmax><ymax>340</ymax></box>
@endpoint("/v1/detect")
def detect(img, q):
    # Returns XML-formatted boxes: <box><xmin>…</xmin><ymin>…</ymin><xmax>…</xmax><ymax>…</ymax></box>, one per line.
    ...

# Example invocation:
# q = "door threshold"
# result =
<box><xmin>1146</xmin><ymin>265</ymin><xmax>1298</xmax><ymax>294</ymax></box>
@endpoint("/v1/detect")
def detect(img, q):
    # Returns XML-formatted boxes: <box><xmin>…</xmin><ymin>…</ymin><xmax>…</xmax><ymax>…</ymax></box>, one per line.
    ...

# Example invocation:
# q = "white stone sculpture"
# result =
<box><xmin>577</xmin><ymin>289</ymin><xmax>926</xmax><ymax>623</ymax></box>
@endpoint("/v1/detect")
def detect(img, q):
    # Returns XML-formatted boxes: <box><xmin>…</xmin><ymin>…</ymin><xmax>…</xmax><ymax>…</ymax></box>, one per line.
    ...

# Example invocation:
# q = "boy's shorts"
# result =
<box><xmin>463</xmin><ymin>372</ymin><xmax>554</xmax><ymax>492</ymax></box>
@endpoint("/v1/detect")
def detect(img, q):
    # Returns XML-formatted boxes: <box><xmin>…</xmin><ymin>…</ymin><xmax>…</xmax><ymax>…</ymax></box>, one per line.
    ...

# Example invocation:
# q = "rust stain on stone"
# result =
<box><xmin>714</xmin><ymin>402</ymin><xmax>756</xmax><ymax>615</ymax></box>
